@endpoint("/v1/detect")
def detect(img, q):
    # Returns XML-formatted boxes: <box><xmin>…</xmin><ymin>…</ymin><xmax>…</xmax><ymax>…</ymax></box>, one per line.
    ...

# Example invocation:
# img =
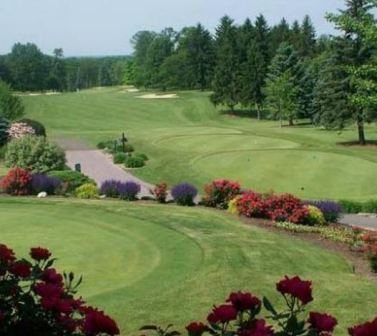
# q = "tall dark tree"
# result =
<box><xmin>324</xmin><ymin>0</ymin><xmax>377</xmax><ymax>144</ymax></box>
<box><xmin>299</xmin><ymin>15</ymin><xmax>316</xmax><ymax>57</ymax></box>
<box><xmin>211</xmin><ymin>16</ymin><xmax>241</xmax><ymax>111</ymax></box>
<box><xmin>269</xmin><ymin>18</ymin><xmax>291</xmax><ymax>55</ymax></box>
<box><xmin>0</xmin><ymin>80</ymin><xmax>24</xmax><ymax>120</ymax></box>
<box><xmin>47</xmin><ymin>48</ymin><xmax>66</xmax><ymax>91</ymax></box>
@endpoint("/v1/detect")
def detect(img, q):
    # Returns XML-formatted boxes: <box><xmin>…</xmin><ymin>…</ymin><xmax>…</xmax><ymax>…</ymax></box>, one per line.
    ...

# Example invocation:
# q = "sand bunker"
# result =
<box><xmin>137</xmin><ymin>93</ymin><xmax>179</xmax><ymax>99</ymax></box>
<box><xmin>127</xmin><ymin>88</ymin><xmax>140</xmax><ymax>93</ymax></box>
<box><xmin>16</xmin><ymin>92</ymin><xmax>61</xmax><ymax>97</ymax></box>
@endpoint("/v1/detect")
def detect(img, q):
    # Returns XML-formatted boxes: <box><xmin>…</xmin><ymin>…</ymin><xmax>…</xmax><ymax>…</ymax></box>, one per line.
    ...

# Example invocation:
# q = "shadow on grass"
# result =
<box><xmin>338</xmin><ymin>140</ymin><xmax>377</xmax><ymax>148</ymax></box>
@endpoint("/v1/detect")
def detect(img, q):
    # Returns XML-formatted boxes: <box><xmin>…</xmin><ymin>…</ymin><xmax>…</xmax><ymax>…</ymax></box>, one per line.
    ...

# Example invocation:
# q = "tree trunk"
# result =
<box><xmin>289</xmin><ymin>117</ymin><xmax>294</xmax><ymax>126</ymax></box>
<box><xmin>357</xmin><ymin>117</ymin><xmax>366</xmax><ymax>145</ymax></box>
<box><xmin>256</xmin><ymin>103</ymin><xmax>261</xmax><ymax>121</ymax></box>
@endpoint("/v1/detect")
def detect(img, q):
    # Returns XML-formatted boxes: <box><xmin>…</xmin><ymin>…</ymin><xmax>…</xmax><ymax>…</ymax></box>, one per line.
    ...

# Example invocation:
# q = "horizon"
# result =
<box><xmin>0</xmin><ymin>0</ymin><xmax>344</xmax><ymax>57</ymax></box>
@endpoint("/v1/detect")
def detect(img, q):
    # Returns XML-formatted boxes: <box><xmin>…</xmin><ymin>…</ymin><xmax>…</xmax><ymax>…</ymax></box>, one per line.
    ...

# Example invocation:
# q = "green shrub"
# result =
<box><xmin>134</xmin><ymin>153</ymin><xmax>148</xmax><ymax>161</ymax></box>
<box><xmin>363</xmin><ymin>200</ymin><xmax>377</xmax><ymax>213</ymax></box>
<box><xmin>122</xmin><ymin>144</ymin><xmax>134</xmax><ymax>153</ymax></box>
<box><xmin>75</xmin><ymin>183</ymin><xmax>99</xmax><ymax>199</ymax></box>
<box><xmin>0</xmin><ymin>117</ymin><xmax>9</xmax><ymax>146</ymax></box>
<box><xmin>370</xmin><ymin>253</ymin><xmax>377</xmax><ymax>273</ymax></box>
<box><xmin>17</xmin><ymin>119</ymin><xmax>46</xmax><ymax>136</ymax></box>
<box><xmin>125</xmin><ymin>156</ymin><xmax>145</xmax><ymax>168</ymax></box>
<box><xmin>305</xmin><ymin>205</ymin><xmax>326</xmax><ymax>226</ymax></box>
<box><xmin>113</xmin><ymin>152</ymin><xmax>127</xmax><ymax>164</ymax></box>
<box><xmin>339</xmin><ymin>199</ymin><xmax>377</xmax><ymax>214</ymax></box>
<box><xmin>5</xmin><ymin>135</ymin><xmax>66</xmax><ymax>173</ymax></box>
<box><xmin>47</xmin><ymin>170</ymin><xmax>94</xmax><ymax>193</ymax></box>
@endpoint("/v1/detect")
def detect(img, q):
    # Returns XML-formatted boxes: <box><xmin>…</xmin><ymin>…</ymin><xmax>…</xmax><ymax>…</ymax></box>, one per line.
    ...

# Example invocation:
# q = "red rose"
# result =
<box><xmin>227</xmin><ymin>291</ymin><xmax>261</xmax><ymax>312</ymax></box>
<box><xmin>83</xmin><ymin>307</ymin><xmax>120</xmax><ymax>335</ymax></box>
<box><xmin>349</xmin><ymin>317</ymin><xmax>377</xmax><ymax>336</ymax></box>
<box><xmin>30</xmin><ymin>247</ymin><xmax>51</xmax><ymax>261</ymax></box>
<box><xmin>0</xmin><ymin>244</ymin><xmax>16</xmax><ymax>265</ymax></box>
<box><xmin>9</xmin><ymin>261</ymin><xmax>31</xmax><ymax>278</ymax></box>
<box><xmin>42</xmin><ymin>268</ymin><xmax>63</xmax><ymax>284</ymax></box>
<box><xmin>186</xmin><ymin>322</ymin><xmax>208</xmax><ymax>336</ymax></box>
<box><xmin>34</xmin><ymin>282</ymin><xmax>63</xmax><ymax>300</ymax></box>
<box><xmin>276</xmin><ymin>276</ymin><xmax>313</xmax><ymax>305</ymax></box>
<box><xmin>309</xmin><ymin>312</ymin><xmax>337</xmax><ymax>333</ymax></box>
<box><xmin>238</xmin><ymin>320</ymin><xmax>274</xmax><ymax>336</ymax></box>
<box><xmin>207</xmin><ymin>304</ymin><xmax>238</xmax><ymax>324</ymax></box>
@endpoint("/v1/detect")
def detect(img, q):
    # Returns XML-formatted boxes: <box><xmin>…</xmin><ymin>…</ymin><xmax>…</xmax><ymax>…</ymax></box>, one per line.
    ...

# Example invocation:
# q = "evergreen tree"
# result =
<box><xmin>0</xmin><ymin>80</ymin><xmax>24</xmax><ymax>120</ymax></box>
<box><xmin>299</xmin><ymin>15</ymin><xmax>316</xmax><ymax>57</ymax></box>
<box><xmin>211</xmin><ymin>16</ymin><xmax>242</xmax><ymax>111</ymax></box>
<box><xmin>269</xmin><ymin>18</ymin><xmax>291</xmax><ymax>56</ymax></box>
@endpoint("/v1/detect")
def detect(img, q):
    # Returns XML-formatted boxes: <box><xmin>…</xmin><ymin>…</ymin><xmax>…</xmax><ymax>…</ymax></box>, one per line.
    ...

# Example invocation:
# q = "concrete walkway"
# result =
<box><xmin>65</xmin><ymin>150</ymin><xmax>154</xmax><ymax>198</ymax></box>
<box><xmin>339</xmin><ymin>214</ymin><xmax>377</xmax><ymax>232</ymax></box>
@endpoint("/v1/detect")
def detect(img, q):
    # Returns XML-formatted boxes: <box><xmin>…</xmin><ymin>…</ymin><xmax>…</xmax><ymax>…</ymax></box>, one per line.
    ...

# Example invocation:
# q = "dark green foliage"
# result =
<box><xmin>134</xmin><ymin>153</ymin><xmax>148</xmax><ymax>161</ymax></box>
<box><xmin>370</xmin><ymin>253</ymin><xmax>377</xmax><ymax>273</ymax></box>
<box><xmin>211</xmin><ymin>16</ymin><xmax>242</xmax><ymax>111</ymax></box>
<box><xmin>0</xmin><ymin>80</ymin><xmax>24</xmax><ymax>120</ymax></box>
<box><xmin>17</xmin><ymin>118</ymin><xmax>46</xmax><ymax>136</ymax></box>
<box><xmin>113</xmin><ymin>152</ymin><xmax>127</xmax><ymax>164</ymax></box>
<box><xmin>125</xmin><ymin>156</ymin><xmax>145</xmax><ymax>168</ymax></box>
<box><xmin>0</xmin><ymin>117</ymin><xmax>9</xmax><ymax>146</ymax></box>
<box><xmin>339</xmin><ymin>199</ymin><xmax>377</xmax><ymax>214</ymax></box>
<box><xmin>47</xmin><ymin>170</ymin><xmax>95</xmax><ymax>193</ymax></box>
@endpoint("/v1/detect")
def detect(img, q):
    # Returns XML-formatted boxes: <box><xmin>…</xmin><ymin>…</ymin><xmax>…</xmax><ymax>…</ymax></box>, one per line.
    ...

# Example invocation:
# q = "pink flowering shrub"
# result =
<box><xmin>142</xmin><ymin>275</ymin><xmax>375</xmax><ymax>336</ymax></box>
<box><xmin>203</xmin><ymin>179</ymin><xmax>241</xmax><ymax>209</ymax></box>
<box><xmin>0</xmin><ymin>243</ymin><xmax>119</xmax><ymax>336</ymax></box>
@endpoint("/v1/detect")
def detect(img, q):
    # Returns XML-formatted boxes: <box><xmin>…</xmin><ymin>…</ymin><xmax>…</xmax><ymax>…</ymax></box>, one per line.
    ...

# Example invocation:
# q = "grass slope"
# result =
<box><xmin>1</xmin><ymin>197</ymin><xmax>376</xmax><ymax>335</ymax></box>
<box><xmin>22</xmin><ymin>87</ymin><xmax>377</xmax><ymax>199</ymax></box>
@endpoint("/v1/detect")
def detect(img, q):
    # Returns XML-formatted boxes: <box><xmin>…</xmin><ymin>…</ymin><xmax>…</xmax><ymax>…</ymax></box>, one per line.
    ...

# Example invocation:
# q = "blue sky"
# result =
<box><xmin>0</xmin><ymin>0</ymin><xmax>344</xmax><ymax>56</ymax></box>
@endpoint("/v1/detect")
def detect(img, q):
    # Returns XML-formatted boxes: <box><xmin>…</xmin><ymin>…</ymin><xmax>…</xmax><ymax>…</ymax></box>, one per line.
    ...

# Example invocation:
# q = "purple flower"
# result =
<box><xmin>171</xmin><ymin>183</ymin><xmax>198</xmax><ymax>206</ymax></box>
<box><xmin>100</xmin><ymin>180</ymin><xmax>123</xmax><ymax>198</ymax></box>
<box><xmin>304</xmin><ymin>200</ymin><xmax>342</xmax><ymax>223</ymax></box>
<box><xmin>31</xmin><ymin>174</ymin><xmax>61</xmax><ymax>195</ymax></box>
<box><xmin>100</xmin><ymin>180</ymin><xmax>140</xmax><ymax>201</ymax></box>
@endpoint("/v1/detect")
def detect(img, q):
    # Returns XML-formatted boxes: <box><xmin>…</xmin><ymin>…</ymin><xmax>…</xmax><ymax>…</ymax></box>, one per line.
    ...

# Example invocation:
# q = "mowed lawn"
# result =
<box><xmin>1</xmin><ymin>197</ymin><xmax>377</xmax><ymax>335</ymax></box>
<box><xmin>21</xmin><ymin>87</ymin><xmax>377</xmax><ymax>200</ymax></box>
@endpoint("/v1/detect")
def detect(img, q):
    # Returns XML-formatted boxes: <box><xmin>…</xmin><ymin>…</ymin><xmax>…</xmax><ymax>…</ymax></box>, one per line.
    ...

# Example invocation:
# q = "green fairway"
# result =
<box><xmin>0</xmin><ymin>198</ymin><xmax>376</xmax><ymax>334</ymax></box>
<box><xmin>21</xmin><ymin>88</ymin><xmax>377</xmax><ymax>199</ymax></box>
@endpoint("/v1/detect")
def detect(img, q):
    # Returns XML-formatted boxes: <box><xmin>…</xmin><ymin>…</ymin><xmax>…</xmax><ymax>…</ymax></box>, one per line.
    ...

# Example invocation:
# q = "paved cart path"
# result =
<box><xmin>339</xmin><ymin>214</ymin><xmax>377</xmax><ymax>232</ymax></box>
<box><xmin>55</xmin><ymin>138</ymin><xmax>154</xmax><ymax>198</ymax></box>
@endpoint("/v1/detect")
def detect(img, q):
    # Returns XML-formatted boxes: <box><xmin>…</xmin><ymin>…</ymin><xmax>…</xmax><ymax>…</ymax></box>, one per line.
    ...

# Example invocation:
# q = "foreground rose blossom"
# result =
<box><xmin>30</xmin><ymin>247</ymin><xmax>51</xmax><ymax>261</ymax></box>
<box><xmin>0</xmin><ymin>244</ymin><xmax>16</xmax><ymax>265</ymax></box>
<box><xmin>238</xmin><ymin>319</ymin><xmax>274</xmax><ymax>336</ymax></box>
<box><xmin>349</xmin><ymin>317</ymin><xmax>377</xmax><ymax>336</ymax></box>
<box><xmin>186</xmin><ymin>322</ymin><xmax>208</xmax><ymax>336</ymax></box>
<box><xmin>308</xmin><ymin>312</ymin><xmax>337</xmax><ymax>333</ymax></box>
<box><xmin>227</xmin><ymin>291</ymin><xmax>261</xmax><ymax>312</ymax></box>
<box><xmin>42</xmin><ymin>268</ymin><xmax>64</xmax><ymax>284</ymax></box>
<box><xmin>82</xmin><ymin>307</ymin><xmax>120</xmax><ymax>336</ymax></box>
<box><xmin>276</xmin><ymin>276</ymin><xmax>313</xmax><ymax>305</ymax></box>
<box><xmin>9</xmin><ymin>261</ymin><xmax>32</xmax><ymax>278</ymax></box>
<box><xmin>207</xmin><ymin>304</ymin><xmax>238</xmax><ymax>324</ymax></box>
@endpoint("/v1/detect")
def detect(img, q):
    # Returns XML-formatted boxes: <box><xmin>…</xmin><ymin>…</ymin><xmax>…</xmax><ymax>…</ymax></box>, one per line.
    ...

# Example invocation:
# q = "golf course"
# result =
<box><xmin>21</xmin><ymin>87</ymin><xmax>377</xmax><ymax>200</ymax></box>
<box><xmin>2</xmin><ymin>197</ymin><xmax>377</xmax><ymax>335</ymax></box>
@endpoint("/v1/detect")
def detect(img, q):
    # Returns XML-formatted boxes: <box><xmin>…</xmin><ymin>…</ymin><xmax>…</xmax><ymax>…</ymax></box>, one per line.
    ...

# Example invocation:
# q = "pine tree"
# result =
<box><xmin>299</xmin><ymin>15</ymin><xmax>316</xmax><ymax>57</ymax></box>
<box><xmin>211</xmin><ymin>16</ymin><xmax>241</xmax><ymax>111</ymax></box>
<box><xmin>269</xmin><ymin>18</ymin><xmax>291</xmax><ymax>56</ymax></box>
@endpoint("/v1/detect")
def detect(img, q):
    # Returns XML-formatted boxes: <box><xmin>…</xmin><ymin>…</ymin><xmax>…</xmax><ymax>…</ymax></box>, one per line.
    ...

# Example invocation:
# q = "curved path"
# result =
<box><xmin>56</xmin><ymin>137</ymin><xmax>154</xmax><ymax>198</ymax></box>
<box><xmin>339</xmin><ymin>214</ymin><xmax>377</xmax><ymax>232</ymax></box>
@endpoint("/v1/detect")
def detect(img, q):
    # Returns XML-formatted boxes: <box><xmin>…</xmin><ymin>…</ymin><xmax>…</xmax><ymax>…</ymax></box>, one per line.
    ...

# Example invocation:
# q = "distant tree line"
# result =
<box><xmin>131</xmin><ymin>0</ymin><xmax>377</xmax><ymax>144</ymax></box>
<box><xmin>0</xmin><ymin>44</ymin><xmax>132</xmax><ymax>92</ymax></box>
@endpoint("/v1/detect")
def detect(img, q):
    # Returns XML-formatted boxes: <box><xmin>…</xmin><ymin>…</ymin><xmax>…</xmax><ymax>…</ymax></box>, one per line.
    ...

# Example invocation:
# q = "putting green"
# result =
<box><xmin>1</xmin><ymin>198</ymin><xmax>377</xmax><ymax>335</ymax></box>
<box><xmin>194</xmin><ymin>150</ymin><xmax>377</xmax><ymax>199</ymax></box>
<box><xmin>156</xmin><ymin>134</ymin><xmax>299</xmax><ymax>152</ymax></box>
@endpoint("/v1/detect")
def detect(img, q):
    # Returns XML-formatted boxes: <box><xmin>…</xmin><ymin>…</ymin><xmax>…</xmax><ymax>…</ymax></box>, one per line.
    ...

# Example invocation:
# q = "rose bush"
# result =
<box><xmin>0</xmin><ymin>243</ymin><xmax>119</xmax><ymax>335</ymax></box>
<box><xmin>203</xmin><ymin>179</ymin><xmax>241</xmax><ymax>209</ymax></box>
<box><xmin>142</xmin><ymin>275</ymin><xmax>377</xmax><ymax>336</ymax></box>
<box><xmin>151</xmin><ymin>182</ymin><xmax>168</xmax><ymax>203</ymax></box>
<box><xmin>1</xmin><ymin>167</ymin><xmax>32</xmax><ymax>195</ymax></box>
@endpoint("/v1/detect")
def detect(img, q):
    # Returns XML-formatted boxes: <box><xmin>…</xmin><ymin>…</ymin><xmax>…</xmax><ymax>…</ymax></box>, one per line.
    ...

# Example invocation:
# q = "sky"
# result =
<box><xmin>0</xmin><ymin>0</ymin><xmax>345</xmax><ymax>57</ymax></box>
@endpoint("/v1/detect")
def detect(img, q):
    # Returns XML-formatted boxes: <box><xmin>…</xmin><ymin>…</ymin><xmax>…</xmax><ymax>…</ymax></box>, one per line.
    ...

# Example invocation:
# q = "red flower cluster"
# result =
<box><xmin>30</xmin><ymin>247</ymin><xmax>52</xmax><ymax>261</ymax></box>
<box><xmin>0</xmin><ymin>244</ymin><xmax>119</xmax><ymax>336</ymax></box>
<box><xmin>207</xmin><ymin>304</ymin><xmax>238</xmax><ymax>324</ymax></box>
<box><xmin>276</xmin><ymin>276</ymin><xmax>313</xmax><ymax>305</ymax></box>
<box><xmin>186</xmin><ymin>322</ymin><xmax>208</xmax><ymax>336</ymax></box>
<box><xmin>0</xmin><ymin>167</ymin><xmax>32</xmax><ymax>195</ymax></box>
<box><xmin>349</xmin><ymin>317</ymin><xmax>377</xmax><ymax>336</ymax></box>
<box><xmin>239</xmin><ymin>320</ymin><xmax>274</xmax><ymax>336</ymax></box>
<box><xmin>308</xmin><ymin>312</ymin><xmax>337</xmax><ymax>334</ymax></box>
<box><xmin>226</xmin><ymin>291</ymin><xmax>261</xmax><ymax>312</ymax></box>
<box><xmin>203</xmin><ymin>179</ymin><xmax>241</xmax><ymax>209</ymax></box>
<box><xmin>151</xmin><ymin>182</ymin><xmax>168</xmax><ymax>203</ymax></box>
<box><xmin>236</xmin><ymin>193</ymin><xmax>310</xmax><ymax>224</ymax></box>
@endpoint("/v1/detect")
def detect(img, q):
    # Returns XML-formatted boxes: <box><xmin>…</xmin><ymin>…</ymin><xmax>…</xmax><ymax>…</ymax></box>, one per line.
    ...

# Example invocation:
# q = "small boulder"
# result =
<box><xmin>37</xmin><ymin>192</ymin><xmax>47</xmax><ymax>198</ymax></box>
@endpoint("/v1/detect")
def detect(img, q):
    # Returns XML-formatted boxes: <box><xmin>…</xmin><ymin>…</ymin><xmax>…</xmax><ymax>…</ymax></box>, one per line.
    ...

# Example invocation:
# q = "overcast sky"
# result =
<box><xmin>0</xmin><ymin>0</ymin><xmax>345</xmax><ymax>56</ymax></box>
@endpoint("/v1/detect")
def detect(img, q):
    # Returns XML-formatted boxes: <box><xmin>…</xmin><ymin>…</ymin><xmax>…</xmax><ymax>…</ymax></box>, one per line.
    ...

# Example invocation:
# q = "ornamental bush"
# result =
<box><xmin>305</xmin><ymin>205</ymin><xmax>326</xmax><ymax>226</ymax></box>
<box><xmin>1</xmin><ymin>167</ymin><xmax>32</xmax><ymax>195</ymax></box>
<box><xmin>304</xmin><ymin>200</ymin><xmax>342</xmax><ymax>223</ymax></box>
<box><xmin>141</xmin><ymin>275</ymin><xmax>377</xmax><ymax>336</ymax></box>
<box><xmin>134</xmin><ymin>153</ymin><xmax>149</xmax><ymax>161</ymax></box>
<box><xmin>151</xmin><ymin>182</ymin><xmax>168</xmax><ymax>203</ymax></box>
<box><xmin>75</xmin><ymin>183</ymin><xmax>99</xmax><ymax>199</ymax></box>
<box><xmin>47</xmin><ymin>170</ymin><xmax>94</xmax><ymax>194</ymax></box>
<box><xmin>113</xmin><ymin>152</ymin><xmax>127</xmax><ymax>164</ymax></box>
<box><xmin>118</xmin><ymin>181</ymin><xmax>141</xmax><ymax>201</ymax></box>
<box><xmin>0</xmin><ymin>117</ymin><xmax>9</xmax><ymax>146</ymax></box>
<box><xmin>5</xmin><ymin>135</ymin><xmax>66</xmax><ymax>173</ymax></box>
<box><xmin>203</xmin><ymin>179</ymin><xmax>241</xmax><ymax>209</ymax></box>
<box><xmin>0</xmin><ymin>244</ymin><xmax>119</xmax><ymax>335</ymax></box>
<box><xmin>31</xmin><ymin>173</ymin><xmax>61</xmax><ymax>195</ymax></box>
<box><xmin>17</xmin><ymin>118</ymin><xmax>46</xmax><ymax>136</ymax></box>
<box><xmin>7</xmin><ymin>122</ymin><xmax>35</xmax><ymax>139</ymax></box>
<box><xmin>171</xmin><ymin>183</ymin><xmax>198</xmax><ymax>206</ymax></box>
<box><xmin>100</xmin><ymin>180</ymin><xmax>123</xmax><ymax>198</ymax></box>
<box><xmin>125</xmin><ymin>156</ymin><xmax>145</xmax><ymax>168</ymax></box>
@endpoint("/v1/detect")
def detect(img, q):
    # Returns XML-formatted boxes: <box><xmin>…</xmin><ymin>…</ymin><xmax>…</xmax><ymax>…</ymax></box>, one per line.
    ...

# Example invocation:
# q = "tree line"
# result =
<box><xmin>0</xmin><ymin>44</ymin><xmax>131</xmax><ymax>92</ymax></box>
<box><xmin>131</xmin><ymin>0</ymin><xmax>377</xmax><ymax>144</ymax></box>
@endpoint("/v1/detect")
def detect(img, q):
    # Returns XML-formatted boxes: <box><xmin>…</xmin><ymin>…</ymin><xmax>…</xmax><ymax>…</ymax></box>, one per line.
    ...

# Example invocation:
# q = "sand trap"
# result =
<box><xmin>127</xmin><ymin>88</ymin><xmax>140</xmax><ymax>93</ymax></box>
<box><xmin>137</xmin><ymin>93</ymin><xmax>179</xmax><ymax>99</ymax></box>
<box><xmin>16</xmin><ymin>92</ymin><xmax>61</xmax><ymax>97</ymax></box>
